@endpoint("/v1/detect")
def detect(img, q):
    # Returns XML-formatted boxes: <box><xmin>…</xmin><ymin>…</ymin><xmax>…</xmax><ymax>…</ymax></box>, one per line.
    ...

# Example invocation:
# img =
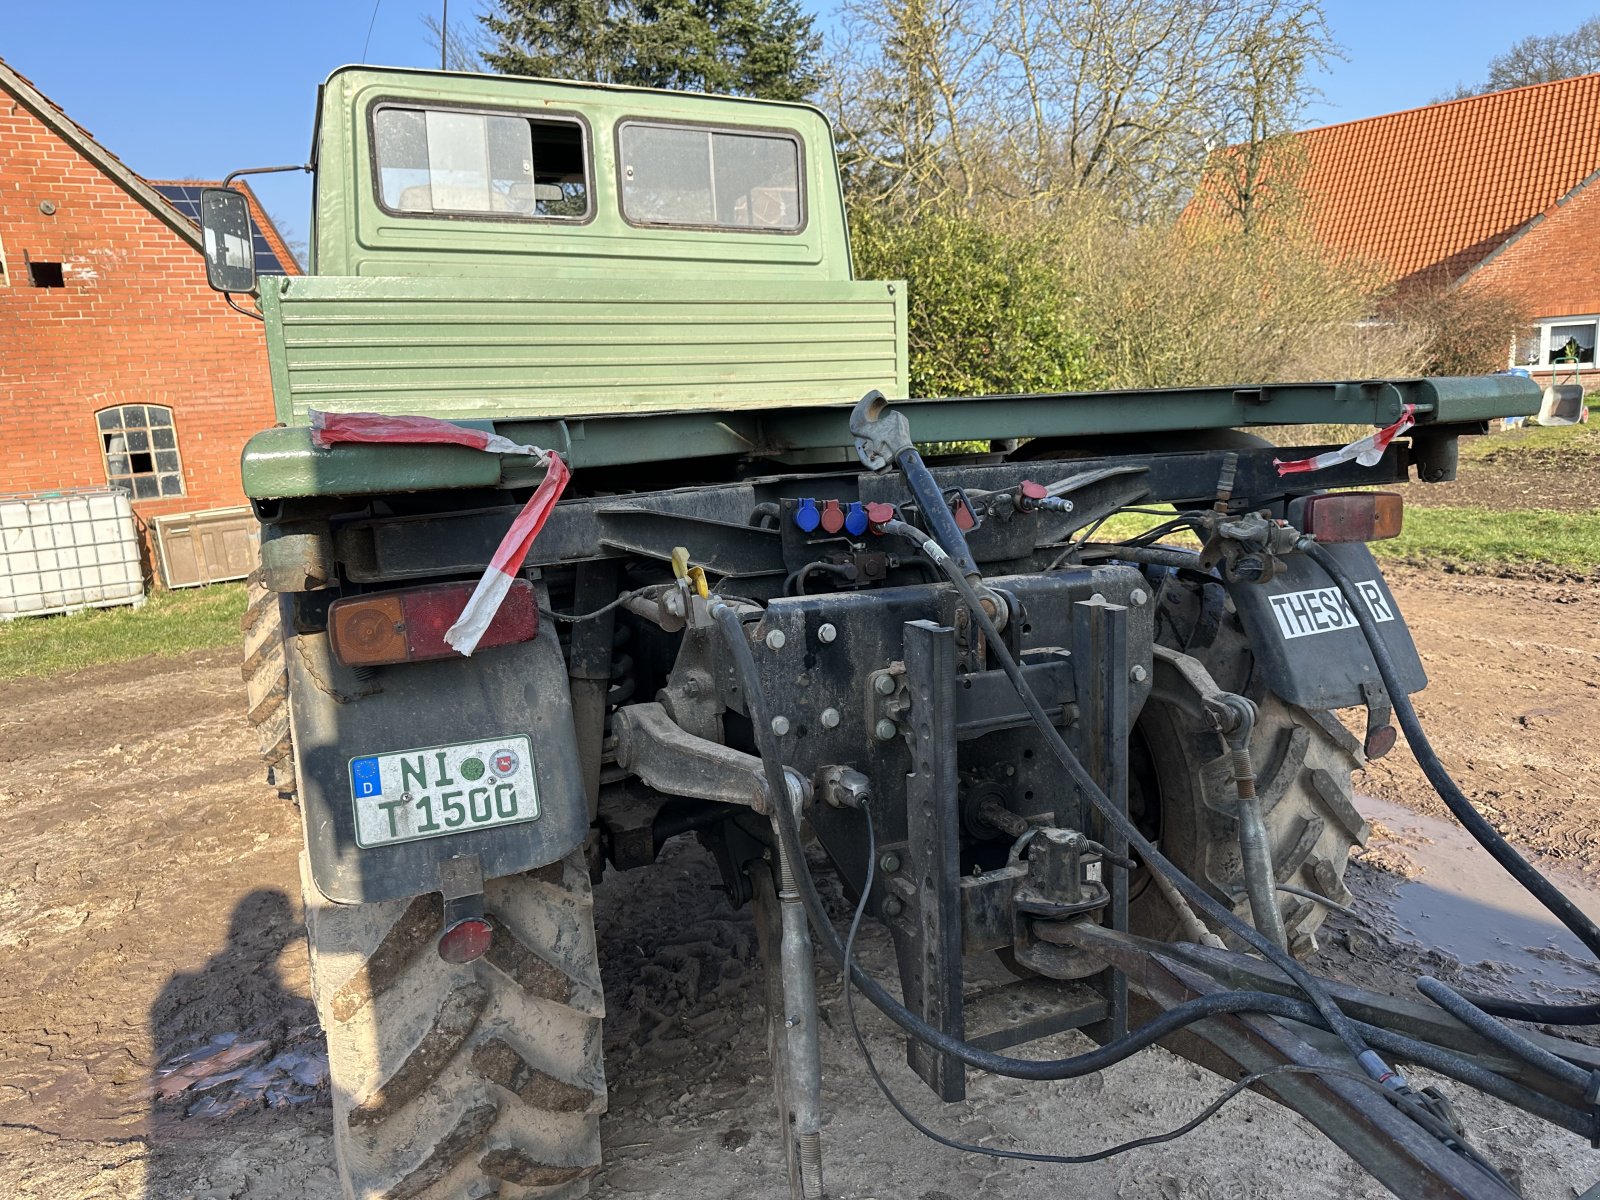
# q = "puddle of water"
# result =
<box><xmin>1354</xmin><ymin>795</ymin><xmax>1600</xmax><ymax>992</ymax></box>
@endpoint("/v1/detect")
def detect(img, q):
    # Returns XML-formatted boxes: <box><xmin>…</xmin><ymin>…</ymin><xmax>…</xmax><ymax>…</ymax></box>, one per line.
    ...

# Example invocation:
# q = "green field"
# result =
<box><xmin>1375</xmin><ymin>505</ymin><xmax>1600</xmax><ymax>572</ymax></box>
<box><xmin>0</xmin><ymin>583</ymin><xmax>246</xmax><ymax>682</ymax></box>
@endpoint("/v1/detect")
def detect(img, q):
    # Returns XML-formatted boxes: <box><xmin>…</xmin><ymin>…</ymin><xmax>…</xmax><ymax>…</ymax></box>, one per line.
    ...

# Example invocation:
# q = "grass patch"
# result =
<box><xmin>1463</xmin><ymin>404</ymin><xmax>1600</xmax><ymax>465</ymax></box>
<box><xmin>1374</xmin><ymin>506</ymin><xmax>1600</xmax><ymax>573</ymax></box>
<box><xmin>1088</xmin><ymin>503</ymin><xmax>1598</xmax><ymax>573</ymax></box>
<box><xmin>0</xmin><ymin>583</ymin><xmax>246</xmax><ymax>682</ymax></box>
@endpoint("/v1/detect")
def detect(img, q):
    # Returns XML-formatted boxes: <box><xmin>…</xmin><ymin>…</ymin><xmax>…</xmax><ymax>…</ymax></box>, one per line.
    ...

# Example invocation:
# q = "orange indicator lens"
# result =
<box><xmin>1296</xmin><ymin>492</ymin><xmax>1403</xmax><ymax>543</ymax></box>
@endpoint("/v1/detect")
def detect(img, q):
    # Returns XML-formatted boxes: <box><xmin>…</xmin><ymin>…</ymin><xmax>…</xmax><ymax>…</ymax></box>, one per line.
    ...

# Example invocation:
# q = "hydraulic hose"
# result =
<box><xmin>902</xmin><ymin>542</ymin><xmax>1403</xmax><ymax>1090</ymax></box>
<box><xmin>1300</xmin><ymin>540</ymin><xmax>1600</xmax><ymax>967</ymax></box>
<box><xmin>712</xmin><ymin>601</ymin><xmax>1362</xmax><ymax>1081</ymax></box>
<box><xmin>1416</xmin><ymin>977</ymin><xmax>1595</xmax><ymax>1095</ymax></box>
<box><xmin>1459</xmin><ymin>993</ymin><xmax>1600</xmax><ymax>1027</ymax></box>
<box><xmin>710</xmin><ymin>599</ymin><xmax>1589</xmax><ymax>1173</ymax></box>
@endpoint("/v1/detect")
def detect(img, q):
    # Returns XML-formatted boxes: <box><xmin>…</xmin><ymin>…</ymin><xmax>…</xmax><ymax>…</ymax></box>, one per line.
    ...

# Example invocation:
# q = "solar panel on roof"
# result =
<box><xmin>153</xmin><ymin>183</ymin><xmax>288</xmax><ymax>275</ymax></box>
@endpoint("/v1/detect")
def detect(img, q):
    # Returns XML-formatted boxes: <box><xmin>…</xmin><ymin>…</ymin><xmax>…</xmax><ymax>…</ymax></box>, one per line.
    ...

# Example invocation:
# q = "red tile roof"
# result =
<box><xmin>1469</xmin><ymin>169</ymin><xmax>1600</xmax><ymax>317</ymax></box>
<box><xmin>1293</xmin><ymin>73</ymin><xmax>1600</xmax><ymax>287</ymax></box>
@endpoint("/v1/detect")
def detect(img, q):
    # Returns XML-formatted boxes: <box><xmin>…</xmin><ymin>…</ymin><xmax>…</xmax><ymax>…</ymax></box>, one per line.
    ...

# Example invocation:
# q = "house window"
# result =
<box><xmin>1545</xmin><ymin>320</ymin><xmax>1596</xmax><ymax>366</ymax></box>
<box><xmin>29</xmin><ymin>261</ymin><xmax>64</xmax><ymax>287</ymax></box>
<box><xmin>617</xmin><ymin>122</ymin><xmax>804</xmax><ymax>232</ymax></box>
<box><xmin>97</xmin><ymin>405</ymin><xmax>184</xmax><ymax>500</ymax></box>
<box><xmin>372</xmin><ymin>104</ymin><xmax>590</xmax><ymax>220</ymax></box>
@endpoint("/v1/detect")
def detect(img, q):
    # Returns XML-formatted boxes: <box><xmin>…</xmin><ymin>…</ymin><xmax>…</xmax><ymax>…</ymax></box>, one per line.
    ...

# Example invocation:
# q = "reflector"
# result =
<box><xmin>437</xmin><ymin>916</ymin><xmax>494</xmax><ymax>964</ymax></box>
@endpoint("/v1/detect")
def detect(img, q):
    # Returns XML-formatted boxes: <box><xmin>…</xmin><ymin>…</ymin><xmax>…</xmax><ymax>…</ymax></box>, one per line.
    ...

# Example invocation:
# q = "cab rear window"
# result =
<box><xmin>372</xmin><ymin>104</ymin><xmax>589</xmax><ymax>220</ymax></box>
<box><xmin>618</xmin><ymin>122</ymin><xmax>802</xmax><ymax>232</ymax></box>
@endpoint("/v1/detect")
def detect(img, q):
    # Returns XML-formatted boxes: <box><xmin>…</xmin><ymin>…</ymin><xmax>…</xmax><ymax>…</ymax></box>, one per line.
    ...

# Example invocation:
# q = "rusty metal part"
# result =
<box><xmin>1052</xmin><ymin>922</ymin><xmax>1522</xmax><ymax>1200</ymax></box>
<box><xmin>611</xmin><ymin>702</ymin><xmax>776</xmax><ymax>814</ymax></box>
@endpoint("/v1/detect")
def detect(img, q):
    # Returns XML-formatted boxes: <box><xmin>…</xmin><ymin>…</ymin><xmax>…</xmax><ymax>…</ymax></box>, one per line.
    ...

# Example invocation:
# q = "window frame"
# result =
<box><xmin>1539</xmin><ymin>317</ymin><xmax>1599</xmax><ymax>367</ymax></box>
<box><xmin>613</xmin><ymin>118</ymin><xmax>808</xmax><ymax>236</ymax></box>
<box><xmin>96</xmin><ymin>404</ymin><xmax>185</xmax><ymax>501</ymax></box>
<box><xmin>366</xmin><ymin>98</ymin><xmax>596</xmax><ymax>227</ymax></box>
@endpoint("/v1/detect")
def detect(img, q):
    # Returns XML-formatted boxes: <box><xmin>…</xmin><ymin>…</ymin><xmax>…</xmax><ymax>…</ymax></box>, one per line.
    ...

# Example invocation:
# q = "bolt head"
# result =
<box><xmin>879</xmin><ymin>852</ymin><xmax>901</xmax><ymax>873</ymax></box>
<box><xmin>874</xmin><ymin>718</ymin><xmax>898</xmax><ymax>741</ymax></box>
<box><xmin>882</xmin><ymin>897</ymin><xmax>904</xmax><ymax>918</ymax></box>
<box><xmin>1129</xmin><ymin>665</ymin><xmax>1149</xmax><ymax>683</ymax></box>
<box><xmin>1130</xmin><ymin>588</ymin><xmax>1149</xmax><ymax>606</ymax></box>
<box><xmin>818</xmin><ymin>623</ymin><xmax>838</xmax><ymax>643</ymax></box>
<box><xmin>771</xmin><ymin>715</ymin><xmax>791</xmax><ymax>736</ymax></box>
<box><xmin>765</xmin><ymin>629</ymin><xmax>787</xmax><ymax>650</ymax></box>
<box><xmin>820</xmin><ymin>707</ymin><xmax>841</xmax><ymax>729</ymax></box>
<box><xmin>873</xmin><ymin>673</ymin><xmax>897</xmax><ymax>696</ymax></box>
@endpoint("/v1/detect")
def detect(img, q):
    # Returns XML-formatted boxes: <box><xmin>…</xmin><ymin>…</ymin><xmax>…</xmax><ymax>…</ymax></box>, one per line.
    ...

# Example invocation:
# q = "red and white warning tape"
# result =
<box><xmin>309</xmin><ymin>410</ymin><xmax>569</xmax><ymax>655</ymax></box>
<box><xmin>1273</xmin><ymin>404</ymin><xmax>1417</xmax><ymax>476</ymax></box>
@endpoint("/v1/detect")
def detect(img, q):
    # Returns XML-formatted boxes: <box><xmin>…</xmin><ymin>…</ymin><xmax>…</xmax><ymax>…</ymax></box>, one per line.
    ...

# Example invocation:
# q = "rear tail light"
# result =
<box><xmin>1291</xmin><ymin>492</ymin><xmax>1404</xmax><ymax>543</ymax></box>
<box><xmin>437</xmin><ymin>916</ymin><xmax>494</xmax><ymax>964</ymax></box>
<box><xmin>328</xmin><ymin>579</ymin><xmax>537</xmax><ymax>667</ymax></box>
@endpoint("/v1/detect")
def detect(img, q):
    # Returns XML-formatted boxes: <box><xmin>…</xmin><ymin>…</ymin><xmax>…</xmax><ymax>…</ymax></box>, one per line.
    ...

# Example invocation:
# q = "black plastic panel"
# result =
<box><xmin>288</xmin><ymin>620</ymin><xmax>588</xmax><ymax>904</ymax></box>
<box><xmin>1226</xmin><ymin>543</ymin><xmax>1426</xmax><ymax>710</ymax></box>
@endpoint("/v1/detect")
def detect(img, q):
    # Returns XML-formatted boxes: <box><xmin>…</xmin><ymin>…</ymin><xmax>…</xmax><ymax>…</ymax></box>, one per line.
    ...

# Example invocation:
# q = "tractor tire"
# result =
<box><xmin>1130</xmin><ymin>635</ymin><xmax>1370</xmax><ymax>959</ymax></box>
<box><xmin>302</xmin><ymin>851</ymin><xmax>607</xmax><ymax>1200</ymax></box>
<box><xmin>242</xmin><ymin>570</ymin><xmax>296</xmax><ymax>802</ymax></box>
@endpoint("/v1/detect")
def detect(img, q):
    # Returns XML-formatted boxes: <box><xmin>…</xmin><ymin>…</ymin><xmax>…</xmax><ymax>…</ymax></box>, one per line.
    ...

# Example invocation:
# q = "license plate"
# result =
<box><xmin>348</xmin><ymin>736</ymin><xmax>539</xmax><ymax>849</ymax></box>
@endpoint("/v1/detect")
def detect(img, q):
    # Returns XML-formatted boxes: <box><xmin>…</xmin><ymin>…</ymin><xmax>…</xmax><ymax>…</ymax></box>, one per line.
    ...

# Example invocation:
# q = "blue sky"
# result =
<box><xmin>2</xmin><ymin>1</ymin><xmax>1587</xmax><ymax>253</ymax></box>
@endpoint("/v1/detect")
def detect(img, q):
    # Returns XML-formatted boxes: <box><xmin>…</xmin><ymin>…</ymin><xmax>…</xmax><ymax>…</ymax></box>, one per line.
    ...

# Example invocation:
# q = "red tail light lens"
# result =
<box><xmin>437</xmin><ymin>916</ymin><xmax>494</xmax><ymax>964</ymax></box>
<box><xmin>1291</xmin><ymin>492</ymin><xmax>1404</xmax><ymax>543</ymax></box>
<box><xmin>328</xmin><ymin>579</ymin><xmax>537</xmax><ymax>667</ymax></box>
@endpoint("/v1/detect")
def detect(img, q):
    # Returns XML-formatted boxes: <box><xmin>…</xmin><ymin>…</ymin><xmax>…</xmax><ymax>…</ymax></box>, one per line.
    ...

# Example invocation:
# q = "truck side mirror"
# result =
<box><xmin>199</xmin><ymin>187</ymin><xmax>257</xmax><ymax>294</ymax></box>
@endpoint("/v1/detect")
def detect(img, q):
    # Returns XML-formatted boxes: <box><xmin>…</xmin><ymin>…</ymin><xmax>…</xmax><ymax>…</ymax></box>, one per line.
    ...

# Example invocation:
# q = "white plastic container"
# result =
<box><xmin>0</xmin><ymin>488</ymin><xmax>146</xmax><ymax>619</ymax></box>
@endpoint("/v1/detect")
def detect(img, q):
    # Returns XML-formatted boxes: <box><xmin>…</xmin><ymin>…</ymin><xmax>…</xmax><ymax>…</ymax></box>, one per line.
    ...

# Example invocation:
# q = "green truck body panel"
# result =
<box><xmin>241</xmin><ymin>375</ymin><xmax>1541</xmax><ymax>499</ymax></box>
<box><xmin>260</xmin><ymin>274</ymin><xmax>907</xmax><ymax>426</ymax></box>
<box><xmin>311</xmin><ymin>66</ymin><xmax>854</xmax><ymax>282</ymax></box>
<box><xmin>237</xmin><ymin>65</ymin><xmax>1541</xmax><ymax>500</ymax></box>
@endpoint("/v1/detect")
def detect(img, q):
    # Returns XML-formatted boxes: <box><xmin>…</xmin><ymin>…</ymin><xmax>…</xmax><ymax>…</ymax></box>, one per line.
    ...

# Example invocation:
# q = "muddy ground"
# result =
<box><xmin>2</xmin><ymin>566</ymin><xmax>1599</xmax><ymax>1200</ymax></box>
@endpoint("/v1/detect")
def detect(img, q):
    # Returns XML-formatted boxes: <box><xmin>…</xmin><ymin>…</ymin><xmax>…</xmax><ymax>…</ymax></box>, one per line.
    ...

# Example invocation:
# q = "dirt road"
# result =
<box><xmin>2</xmin><ymin>568</ymin><xmax>1598</xmax><ymax>1199</ymax></box>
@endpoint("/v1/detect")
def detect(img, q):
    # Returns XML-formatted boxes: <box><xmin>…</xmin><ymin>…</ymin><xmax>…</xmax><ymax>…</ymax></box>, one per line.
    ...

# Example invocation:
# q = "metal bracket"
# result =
<box><xmin>890</xmin><ymin>619</ymin><xmax>968</xmax><ymax>1101</ymax></box>
<box><xmin>611</xmin><ymin>702</ymin><xmax>774</xmax><ymax>814</ymax></box>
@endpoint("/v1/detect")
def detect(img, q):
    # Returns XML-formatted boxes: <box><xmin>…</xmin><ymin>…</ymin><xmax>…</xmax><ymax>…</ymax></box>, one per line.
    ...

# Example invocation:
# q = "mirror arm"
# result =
<box><xmin>222</xmin><ymin>164</ymin><xmax>311</xmax><ymax>187</ymax></box>
<box><xmin>225</xmin><ymin>294</ymin><xmax>264</xmax><ymax>323</ymax></box>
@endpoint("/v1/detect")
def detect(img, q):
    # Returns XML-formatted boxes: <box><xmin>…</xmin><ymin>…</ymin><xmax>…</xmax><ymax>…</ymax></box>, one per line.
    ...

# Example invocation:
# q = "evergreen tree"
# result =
<box><xmin>480</xmin><ymin>0</ymin><xmax>820</xmax><ymax>100</ymax></box>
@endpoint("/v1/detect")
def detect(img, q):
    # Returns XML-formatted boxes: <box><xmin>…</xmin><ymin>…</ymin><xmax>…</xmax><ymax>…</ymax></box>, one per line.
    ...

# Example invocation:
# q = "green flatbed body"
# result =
<box><xmin>241</xmin><ymin>374</ymin><xmax>1541</xmax><ymax>499</ymax></box>
<box><xmin>237</xmin><ymin>66</ymin><xmax>1541</xmax><ymax>501</ymax></box>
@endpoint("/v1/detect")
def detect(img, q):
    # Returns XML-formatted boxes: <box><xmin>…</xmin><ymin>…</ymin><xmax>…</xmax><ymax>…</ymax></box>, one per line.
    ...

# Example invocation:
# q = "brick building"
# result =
<box><xmin>1284</xmin><ymin>74</ymin><xmax>1600</xmax><ymax>390</ymax></box>
<box><xmin>0</xmin><ymin>56</ymin><xmax>297</xmax><ymax>572</ymax></box>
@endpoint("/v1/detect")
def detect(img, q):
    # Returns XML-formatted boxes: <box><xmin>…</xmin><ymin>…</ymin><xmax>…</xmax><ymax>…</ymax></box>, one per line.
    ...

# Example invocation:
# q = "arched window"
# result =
<box><xmin>97</xmin><ymin>405</ymin><xmax>184</xmax><ymax>499</ymax></box>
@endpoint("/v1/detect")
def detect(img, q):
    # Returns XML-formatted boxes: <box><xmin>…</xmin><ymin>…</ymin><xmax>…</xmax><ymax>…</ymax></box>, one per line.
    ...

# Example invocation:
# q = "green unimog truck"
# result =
<box><xmin>202</xmin><ymin>64</ymin><xmax>1579</xmax><ymax>1200</ymax></box>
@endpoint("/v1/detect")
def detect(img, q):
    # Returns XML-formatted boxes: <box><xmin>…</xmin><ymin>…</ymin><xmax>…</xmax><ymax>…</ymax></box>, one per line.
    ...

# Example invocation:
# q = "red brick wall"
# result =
<box><xmin>1472</xmin><ymin>179</ymin><xmax>1600</xmax><ymax>320</ymax></box>
<box><xmin>0</xmin><ymin>88</ymin><xmax>278</xmax><ymax>553</ymax></box>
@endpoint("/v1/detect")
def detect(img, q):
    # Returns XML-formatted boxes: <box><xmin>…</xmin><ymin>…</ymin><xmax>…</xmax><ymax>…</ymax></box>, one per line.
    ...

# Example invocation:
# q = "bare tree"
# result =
<box><xmin>1439</xmin><ymin>15</ymin><xmax>1600</xmax><ymax>99</ymax></box>
<box><xmin>1201</xmin><ymin>1</ymin><xmax>1334</xmax><ymax>236</ymax></box>
<box><xmin>827</xmin><ymin>0</ymin><xmax>1337</xmax><ymax>218</ymax></box>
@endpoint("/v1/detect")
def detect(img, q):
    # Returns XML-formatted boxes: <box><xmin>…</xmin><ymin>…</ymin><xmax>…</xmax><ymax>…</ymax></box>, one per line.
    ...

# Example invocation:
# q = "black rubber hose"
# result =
<box><xmin>1459</xmin><ymin>993</ymin><xmax>1600</xmax><ymax>1026</ymax></box>
<box><xmin>893</xmin><ymin>446</ymin><xmax>980</xmax><ymax>579</ymax></box>
<box><xmin>1301</xmin><ymin>541</ymin><xmax>1600</xmax><ymax>967</ymax></box>
<box><xmin>710</xmin><ymin>601</ymin><xmax>1598</xmax><ymax>1156</ymax></box>
<box><xmin>910</xmin><ymin>545</ymin><xmax>1399</xmax><ymax>1087</ymax></box>
<box><xmin>1416</xmin><ymin>977</ymin><xmax>1595</xmax><ymax>1094</ymax></box>
<box><xmin>712</xmin><ymin>602</ymin><xmax>1358</xmax><ymax>1081</ymax></box>
<box><xmin>1351</xmin><ymin>1014</ymin><xmax>1595</xmax><ymax>1138</ymax></box>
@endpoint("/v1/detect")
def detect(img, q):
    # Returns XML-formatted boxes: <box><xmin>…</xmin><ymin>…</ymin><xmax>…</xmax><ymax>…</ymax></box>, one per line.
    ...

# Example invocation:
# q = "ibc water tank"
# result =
<box><xmin>0</xmin><ymin>488</ymin><xmax>145</xmax><ymax>619</ymax></box>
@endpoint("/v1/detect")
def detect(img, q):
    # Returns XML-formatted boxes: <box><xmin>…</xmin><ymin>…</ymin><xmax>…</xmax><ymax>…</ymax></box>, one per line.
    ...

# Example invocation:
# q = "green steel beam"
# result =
<box><xmin>240</xmin><ymin>375</ymin><xmax>1540</xmax><ymax>499</ymax></box>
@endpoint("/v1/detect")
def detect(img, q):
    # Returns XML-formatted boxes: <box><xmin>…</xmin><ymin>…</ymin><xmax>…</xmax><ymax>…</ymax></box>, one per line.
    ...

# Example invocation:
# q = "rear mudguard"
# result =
<box><xmin>1224</xmin><ymin>541</ymin><xmax>1426</xmax><ymax>710</ymax></box>
<box><xmin>287</xmin><ymin>614</ymin><xmax>587</xmax><ymax>904</ymax></box>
